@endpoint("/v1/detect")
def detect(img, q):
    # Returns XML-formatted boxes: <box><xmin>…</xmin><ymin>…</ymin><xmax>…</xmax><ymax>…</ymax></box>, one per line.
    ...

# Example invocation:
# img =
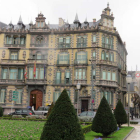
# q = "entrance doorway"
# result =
<box><xmin>81</xmin><ymin>100</ymin><xmax>88</xmax><ymax>112</ymax></box>
<box><xmin>30</xmin><ymin>90</ymin><xmax>43</xmax><ymax>110</ymax></box>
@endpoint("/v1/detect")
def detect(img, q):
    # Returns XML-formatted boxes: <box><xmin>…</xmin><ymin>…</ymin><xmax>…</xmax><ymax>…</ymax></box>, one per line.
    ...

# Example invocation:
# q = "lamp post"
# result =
<box><xmin>126</xmin><ymin>75</ymin><xmax>132</xmax><ymax>127</ymax></box>
<box><xmin>77</xmin><ymin>83</ymin><xmax>81</xmax><ymax>116</ymax></box>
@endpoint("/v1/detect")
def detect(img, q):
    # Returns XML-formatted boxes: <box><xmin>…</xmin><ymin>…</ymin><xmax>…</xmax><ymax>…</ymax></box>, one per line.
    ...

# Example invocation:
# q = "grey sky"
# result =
<box><xmin>0</xmin><ymin>0</ymin><xmax>138</xmax><ymax>71</ymax></box>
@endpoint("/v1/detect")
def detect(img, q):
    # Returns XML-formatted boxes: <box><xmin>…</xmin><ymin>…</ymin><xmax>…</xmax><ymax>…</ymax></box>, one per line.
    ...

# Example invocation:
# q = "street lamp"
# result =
<box><xmin>126</xmin><ymin>75</ymin><xmax>132</xmax><ymax>127</ymax></box>
<box><xmin>77</xmin><ymin>83</ymin><xmax>81</xmax><ymax>116</ymax></box>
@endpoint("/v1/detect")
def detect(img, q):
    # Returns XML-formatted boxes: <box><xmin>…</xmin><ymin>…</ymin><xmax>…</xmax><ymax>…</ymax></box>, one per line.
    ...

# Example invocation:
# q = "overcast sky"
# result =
<box><xmin>0</xmin><ymin>0</ymin><xmax>138</xmax><ymax>71</ymax></box>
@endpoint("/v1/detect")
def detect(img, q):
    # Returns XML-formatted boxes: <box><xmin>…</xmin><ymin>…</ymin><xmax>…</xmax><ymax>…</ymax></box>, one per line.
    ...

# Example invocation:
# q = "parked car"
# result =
<box><xmin>8</xmin><ymin>109</ymin><xmax>35</xmax><ymax>116</ymax></box>
<box><xmin>33</xmin><ymin>105</ymin><xmax>51</xmax><ymax>116</ymax></box>
<box><xmin>78</xmin><ymin>111</ymin><xmax>96</xmax><ymax>118</ymax></box>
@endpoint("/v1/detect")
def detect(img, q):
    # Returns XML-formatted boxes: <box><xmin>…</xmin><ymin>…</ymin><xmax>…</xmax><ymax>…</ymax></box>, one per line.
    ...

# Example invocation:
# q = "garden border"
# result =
<box><xmin>123</xmin><ymin>127</ymin><xmax>135</xmax><ymax>140</ymax></box>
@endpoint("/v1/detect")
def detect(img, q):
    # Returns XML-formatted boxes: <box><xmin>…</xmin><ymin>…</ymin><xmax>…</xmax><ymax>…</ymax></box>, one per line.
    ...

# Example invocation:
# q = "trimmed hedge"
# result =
<box><xmin>130</xmin><ymin>121</ymin><xmax>138</xmax><ymax>124</ymax></box>
<box><xmin>82</xmin><ymin>124</ymin><xmax>92</xmax><ymax>134</ymax></box>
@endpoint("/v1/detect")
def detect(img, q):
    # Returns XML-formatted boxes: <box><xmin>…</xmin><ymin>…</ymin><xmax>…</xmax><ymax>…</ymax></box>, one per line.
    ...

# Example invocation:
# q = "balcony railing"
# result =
<box><xmin>98</xmin><ymin>60</ymin><xmax>117</xmax><ymax>67</ymax></box>
<box><xmin>77</xmin><ymin>43</ymin><xmax>87</xmax><ymax>48</ymax></box>
<box><xmin>56</xmin><ymin>60</ymin><xmax>70</xmax><ymax>66</ymax></box>
<box><xmin>0</xmin><ymin>59</ymin><xmax>25</xmax><ymax>65</ymax></box>
<box><xmin>74</xmin><ymin>59</ymin><xmax>88</xmax><ymax>65</ymax></box>
<box><xmin>58</xmin><ymin>43</ymin><xmax>71</xmax><ymax>48</ymax></box>
<box><xmin>5</xmin><ymin>44</ymin><xmax>25</xmax><ymax>47</ymax></box>
<box><xmin>26</xmin><ymin>79</ymin><xmax>47</xmax><ymax>84</ymax></box>
<box><xmin>27</xmin><ymin>59</ymin><xmax>48</xmax><ymax>64</ymax></box>
<box><xmin>74</xmin><ymin>79</ymin><xmax>87</xmax><ymax>85</ymax></box>
<box><xmin>98</xmin><ymin>80</ymin><xmax>118</xmax><ymax>87</ymax></box>
<box><xmin>0</xmin><ymin>79</ymin><xmax>25</xmax><ymax>84</ymax></box>
<box><xmin>53</xmin><ymin>80</ymin><xmax>71</xmax><ymax>85</ymax></box>
<box><xmin>30</xmin><ymin>44</ymin><xmax>47</xmax><ymax>47</ymax></box>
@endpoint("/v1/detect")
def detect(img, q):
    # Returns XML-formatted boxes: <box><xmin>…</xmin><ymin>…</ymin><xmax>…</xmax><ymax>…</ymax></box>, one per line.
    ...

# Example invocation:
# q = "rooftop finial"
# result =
<box><xmin>107</xmin><ymin>2</ymin><xmax>109</xmax><ymax>8</ymax></box>
<box><xmin>18</xmin><ymin>15</ymin><xmax>23</xmax><ymax>24</ymax></box>
<box><xmin>75</xmin><ymin>13</ymin><xmax>79</xmax><ymax>21</ymax></box>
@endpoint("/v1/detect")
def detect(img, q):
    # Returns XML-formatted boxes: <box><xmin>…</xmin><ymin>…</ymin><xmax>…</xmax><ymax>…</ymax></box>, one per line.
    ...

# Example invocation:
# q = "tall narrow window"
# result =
<box><xmin>93</xmin><ymin>35</ymin><xmax>96</xmax><ymax>42</ymax></box>
<box><xmin>40</xmin><ymin>68</ymin><xmax>44</xmax><ymax>79</ymax></box>
<box><xmin>101</xmin><ymin>51</ymin><xmax>105</xmax><ymax>60</ymax></box>
<box><xmin>18</xmin><ymin>69</ymin><xmax>23</xmax><ymax>80</ymax></box>
<box><xmin>112</xmin><ymin>72</ymin><xmax>116</xmax><ymax>81</ymax></box>
<box><xmin>104</xmin><ymin>91</ymin><xmax>108</xmax><ymax>100</ymax></box>
<box><xmin>20</xmin><ymin>37</ymin><xmax>25</xmax><ymax>44</ymax></box>
<box><xmin>107</xmin><ymin>71</ymin><xmax>111</xmax><ymax>80</ymax></box>
<box><xmin>77</xmin><ymin>36</ymin><xmax>87</xmax><ymax>48</ymax></box>
<box><xmin>75</xmin><ymin>69</ymin><xmax>86</xmax><ymax>80</ymax></box>
<box><xmin>56</xmin><ymin>71</ymin><xmax>61</xmax><ymax>84</ymax></box>
<box><xmin>37</xmin><ymin>53</ymin><xmax>42</xmax><ymax>60</ymax></box>
<box><xmin>38</xmin><ymin>22</ymin><xmax>40</xmax><ymax>27</ymax></box>
<box><xmin>106</xmin><ymin>38</ymin><xmax>109</xmax><ymax>48</ymax></box>
<box><xmin>54</xmin><ymin>91</ymin><xmax>60</xmax><ymax>102</ymax></box>
<box><xmin>67</xmin><ymin>90</ymin><xmax>70</xmax><ymax>97</ymax></box>
<box><xmin>35</xmin><ymin>68</ymin><xmax>39</xmax><ymax>79</ymax></box>
<box><xmin>29</xmin><ymin>68</ymin><xmax>33</xmax><ymax>79</ymax></box>
<box><xmin>102</xmin><ymin>71</ymin><xmax>106</xmax><ymax>80</ymax></box>
<box><xmin>2</xmin><ymin>68</ymin><xmax>8</xmax><ymax>79</ymax></box>
<box><xmin>10</xmin><ymin>69</ymin><xmax>17</xmax><ymax>79</ymax></box>
<box><xmin>65</xmin><ymin>70</ymin><xmax>70</xmax><ymax>84</ymax></box>
<box><xmin>41</xmin><ymin>22</ymin><xmax>43</xmax><ymax>27</ymax></box>
<box><xmin>10</xmin><ymin>52</ymin><xmax>18</xmax><ymax>60</ymax></box>
<box><xmin>74</xmin><ymin>90</ymin><xmax>78</xmax><ymax>103</ymax></box>
<box><xmin>111</xmin><ymin>53</ymin><xmax>114</xmax><ymax>62</ymax></box>
<box><xmin>102</xmin><ymin>36</ymin><xmax>105</xmax><ymax>48</ymax></box>
<box><xmin>93</xmin><ymin>69</ymin><xmax>96</xmax><ymax>79</ymax></box>
<box><xmin>106</xmin><ymin>52</ymin><xmax>109</xmax><ymax>61</ymax></box>
<box><xmin>0</xmin><ymin>89</ymin><xmax>5</xmax><ymax>103</ymax></box>
<box><xmin>111</xmin><ymin>38</ymin><xmax>113</xmax><ymax>49</ymax></box>
<box><xmin>93</xmin><ymin>51</ymin><xmax>96</xmax><ymax>59</ymax></box>
<box><xmin>16</xmin><ymin>89</ymin><xmax>22</xmax><ymax>104</ymax></box>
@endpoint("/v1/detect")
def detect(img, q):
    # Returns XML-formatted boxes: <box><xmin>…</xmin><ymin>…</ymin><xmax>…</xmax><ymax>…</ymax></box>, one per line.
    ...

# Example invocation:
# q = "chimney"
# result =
<box><xmin>93</xmin><ymin>18</ymin><xmax>96</xmax><ymax>23</ymax></box>
<box><xmin>59</xmin><ymin>18</ymin><xmax>64</xmax><ymax>26</ymax></box>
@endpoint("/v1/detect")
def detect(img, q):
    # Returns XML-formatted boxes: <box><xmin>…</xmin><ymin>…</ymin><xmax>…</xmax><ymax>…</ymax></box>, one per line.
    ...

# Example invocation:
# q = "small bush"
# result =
<box><xmin>82</xmin><ymin>124</ymin><xmax>92</xmax><ymax>134</ymax></box>
<box><xmin>12</xmin><ymin>115</ymin><xmax>23</xmax><ymax>119</ymax></box>
<box><xmin>0</xmin><ymin>106</ymin><xmax>3</xmax><ymax>117</ymax></box>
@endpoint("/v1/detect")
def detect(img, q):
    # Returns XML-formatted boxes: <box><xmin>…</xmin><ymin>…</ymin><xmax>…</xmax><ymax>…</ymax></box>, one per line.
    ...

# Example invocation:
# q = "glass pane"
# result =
<box><xmin>66</xmin><ymin>37</ymin><xmax>70</xmax><ymax>43</ymax></box>
<box><xmin>103</xmin><ymin>71</ymin><xmax>106</xmax><ymax>80</ymax></box>
<box><xmin>37</xmin><ymin>54</ymin><xmax>42</xmax><ymax>59</ymax></box>
<box><xmin>29</xmin><ymin>68</ymin><xmax>33</xmax><ymax>79</ymax></box>
<box><xmin>40</xmin><ymin>68</ymin><xmax>44</xmax><ymax>79</ymax></box>
<box><xmin>93</xmin><ymin>35</ymin><xmax>96</xmax><ymax>42</ymax></box>
<box><xmin>16</xmin><ymin>89</ymin><xmax>22</xmax><ymax>104</ymax></box>
<box><xmin>108</xmin><ymin>72</ymin><xmax>111</xmax><ymax>80</ymax></box>
<box><xmin>59</xmin><ymin>38</ymin><xmax>63</xmax><ymax>43</ymax></box>
<box><xmin>10</xmin><ymin>69</ymin><xmax>17</xmax><ymax>79</ymax></box>
<box><xmin>83</xmin><ymin>69</ymin><xmax>86</xmax><ymax>79</ymax></box>
<box><xmin>36</xmin><ymin>68</ymin><xmax>39</xmax><ymax>79</ymax></box>
<box><xmin>3</xmin><ymin>69</ymin><xmax>7</xmax><ymax>79</ymax></box>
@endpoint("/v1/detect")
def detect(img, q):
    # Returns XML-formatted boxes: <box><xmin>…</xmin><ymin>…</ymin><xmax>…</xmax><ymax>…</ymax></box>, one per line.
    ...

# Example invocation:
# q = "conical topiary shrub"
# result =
<box><xmin>92</xmin><ymin>96</ymin><xmax>117</xmax><ymax>137</ymax></box>
<box><xmin>46</xmin><ymin>102</ymin><xmax>54</xmax><ymax>118</ymax></box>
<box><xmin>114</xmin><ymin>100</ymin><xmax>127</xmax><ymax>127</ymax></box>
<box><xmin>40</xmin><ymin>89</ymin><xmax>85</xmax><ymax>140</ymax></box>
<box><xmin>0</xmin><ymin>106</ymin><xmax>3</xmax><ymax>117</ymax></box>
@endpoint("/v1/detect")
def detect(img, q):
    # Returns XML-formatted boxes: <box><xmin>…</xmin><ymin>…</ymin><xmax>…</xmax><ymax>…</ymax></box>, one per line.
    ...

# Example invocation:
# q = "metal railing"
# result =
<box><xmin>1</xmin><ymin>59</ymin><xmax>25</xmax><ymax>64</ymax></box>
<box><xmin>74</xmin><ymin>59</ymin><xmax>88</xmax><ymax>65</ymax></box>
<box><xmin>27</xmin><ymin>59</ymin><xmax>48</xmax><ymax>64</ymax></box>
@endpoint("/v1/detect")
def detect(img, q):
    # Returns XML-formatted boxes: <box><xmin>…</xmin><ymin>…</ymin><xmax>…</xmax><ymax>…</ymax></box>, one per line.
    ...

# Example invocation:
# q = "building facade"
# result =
<box><xmin>0</xmin><ymin>4</ymin><xmax>127</xmax><ymax>114</ymax></box>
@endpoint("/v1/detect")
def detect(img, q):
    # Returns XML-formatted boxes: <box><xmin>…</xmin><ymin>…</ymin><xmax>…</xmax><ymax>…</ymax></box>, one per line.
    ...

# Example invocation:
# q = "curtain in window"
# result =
<box><xmin>29</xmin><ymin>68</ymin><xmax>33</xmax><ymax>79</ymax></box>
<box><xmin>16</xmin><ymin>89</ymin><xmax>22</xmax><ymax>104</ymax></box>
<box><xmin>102</xmin><ymin>71</ymin><xmax>106</xmax><ymax>80</ymax></box>
<box><xmin>93</xmin><ymin>35</ymin><xmax>96</xmax><ymax>42</ymax></box>
<box><xmin>0</xmin><ymin>89</ymin><xmax>5</xmax><ymax>103</ymax></box>
<box><xmin>3</xmin><ymin>69</ymin><xmax>8</xmax><ymax>79</ymax></box>
<box><xmin>10</xmin><ymin>69</ymin><xmax>17</xmax><ymax>79</ymax></box>
<box><xmin>108</xmin><ymin>71</ymin><xmax>111</xmax><ymax>80</ymax></box>
<box><xmin>112</xmin><ymin>72</ymin><xmax>116</xmax><ymax>81</ymax></box>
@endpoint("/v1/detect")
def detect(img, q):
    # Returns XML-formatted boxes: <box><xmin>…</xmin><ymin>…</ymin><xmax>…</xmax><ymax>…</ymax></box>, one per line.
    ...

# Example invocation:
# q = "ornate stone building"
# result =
<box><xmin>0</xmin><ymin>4</ymin><xmax>127</xmax><ymax>114</ymax></box>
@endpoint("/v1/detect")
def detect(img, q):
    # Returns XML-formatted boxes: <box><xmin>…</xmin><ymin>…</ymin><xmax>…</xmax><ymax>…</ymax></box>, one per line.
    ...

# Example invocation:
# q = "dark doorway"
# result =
<box><xmin>30</xmin><ymin>90</ymin><xmax>43</xmax><ymax>110</ymax></box>
<box><xmin>81</xmin><ymin>100</ymin><xmax>88</xmax><ymax>112</ymax></box>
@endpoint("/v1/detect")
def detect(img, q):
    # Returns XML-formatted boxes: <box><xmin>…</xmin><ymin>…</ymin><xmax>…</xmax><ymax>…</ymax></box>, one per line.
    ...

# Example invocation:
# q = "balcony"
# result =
<box><xmin>98</xmin><ymin>60</ymin><xmax>117</xmax><ymax>67</ymax></box>
<box><xmin>121</xmin><ymin>70</ymin><xmax>127</xmax><ymax>75</ymax></box>
<box><xmin>30</xmin><ymin>44</ymin><xmax>48</xmax><ymax>47</ymax></box>
<box><xmin>56</xmin><ymin>60</ymin><xmax>70</xmax><ymax>67</ymax></box>
<box><xmin>77</xmin><ymin>43</ymin><xmax>87</xmax><ymax>48</ymax></box>
<box><xmin>58</xmin><ymin>43</ymin><xmax>71</xmax><ymax>48</ymax></box>
<box><xmin>53</xmin><ymin>80</ymin><xmax>72</xmax><ymax>85</ymax></box>
<box><xmin>0</xmin><ymin>79</ymin><xmax>25</xmax><ymax>85</ymax></box>
<box><xmin>98</xmin><ymin>80</ymin><xmax>118</xmax><ymax>87</ymax></box>
<box><xmin>5</xmin><ymin>44</ymin><xmax>25</xmax><ymax>48</ymax></box>
<box><xmin>74</xmin><ymin>79</ymin><xmax>87</xmax><ymax>85</ymax></box>
<box><xmin>74</xmin><ymin>59</ymin><xmax>88</xmax><ymax>66</ymax></box>
<box><xmin>0</xmin><ymin>59</ymin><xmax>25</xmax><ymax>65</ymax></box>
<box><xmin>27</xmin><ymin>59</ymin><xmax>48</xmax><ymax>65</ymax></box>
<box><xmin>26</xmin><ymin>79</ymin><xmax>47</xmax><ymax>85</ymax></box>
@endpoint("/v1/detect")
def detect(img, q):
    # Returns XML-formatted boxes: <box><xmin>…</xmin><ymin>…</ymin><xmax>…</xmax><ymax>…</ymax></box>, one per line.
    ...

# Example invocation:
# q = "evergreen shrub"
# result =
<box><xmin>0</xmin><ymin>106</ymin><xmax>3</xmax><ymax>117</ymax></box>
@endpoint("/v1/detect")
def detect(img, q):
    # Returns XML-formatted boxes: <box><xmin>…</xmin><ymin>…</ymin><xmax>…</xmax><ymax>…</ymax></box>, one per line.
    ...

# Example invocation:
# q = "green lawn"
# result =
<box><xmin>85</xmin><ymin>126</ymin><xmax>134</xmax><ymax>140</ymax></box>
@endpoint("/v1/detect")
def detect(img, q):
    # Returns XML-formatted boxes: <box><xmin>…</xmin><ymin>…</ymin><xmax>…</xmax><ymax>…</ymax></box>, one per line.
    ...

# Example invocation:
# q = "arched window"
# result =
<box><xmin>101</xmin><ymin>51</ymin><xmax>105</xmax><ymax>60</ymax></box>
<box><xmin>58</xmin><ymin>52</ymin><xmax>69</xmax><ymax>64</ymax></box>
<box><xmin>76</xmin><ymin>51</ymin><xmax>87</xmax><ymax>64</ymax></box>
<box><xmin>36</xmin><ymin>36</ymin><xmax>43</xmax><ymax>44</ymax></box>
<box><xmin>110</xmin><ymin>53</ymin><xmax>114</xmax><ymax>62</ymax></box>
<box><xmin>106</xmin><ymin>52</ymin><xmax>109</xmax><ymax>61</ymax></box>
<box><xmin>102</xmin><ymin>36</ymin><xmax>105</xmax><ymax>48</ymax></box>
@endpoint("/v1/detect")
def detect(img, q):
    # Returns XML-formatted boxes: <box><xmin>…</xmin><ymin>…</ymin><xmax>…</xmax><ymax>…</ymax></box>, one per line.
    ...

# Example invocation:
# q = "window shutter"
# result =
<box><xmin>75</xmin><ymin>52</ymin><xmax>77</xmax><ymax>60</ymax></box>
<box><xmin>57</xmin><ymin>54</ymin><xmax>59</xmax><ymax>64</ymax></box>
<box><xmin>53</xmin><ymin>92</ymin><xmax>55</xmax><ymax>102</ymax></box>
<box><xmin>18</xmin><ymin>69</ymin><xmax>21</xmax><ymax>79</ymax></box>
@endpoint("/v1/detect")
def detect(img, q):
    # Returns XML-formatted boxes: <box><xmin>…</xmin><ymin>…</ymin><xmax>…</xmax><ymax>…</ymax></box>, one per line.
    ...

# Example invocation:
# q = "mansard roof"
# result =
<box><xmin>0</xmin><ymin>22</ymin><xmax>7</xmax><ymax>28</ymax></box>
